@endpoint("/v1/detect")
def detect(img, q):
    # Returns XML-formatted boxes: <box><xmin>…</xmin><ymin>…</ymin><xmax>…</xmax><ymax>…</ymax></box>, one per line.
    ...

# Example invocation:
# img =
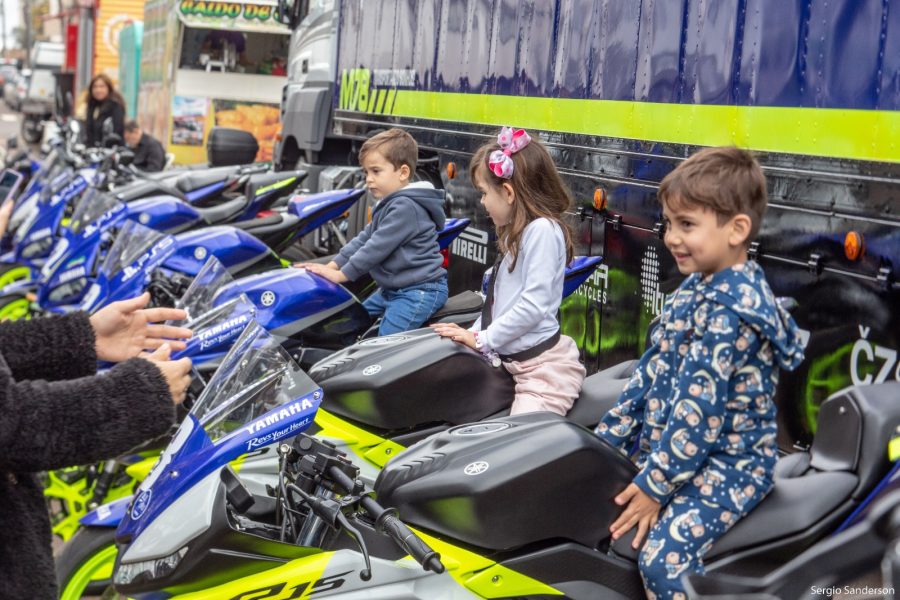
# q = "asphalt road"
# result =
<box><xmin>0</xmin><ymin>101</ymin><xmax>22</xmax><ymax>150</ymax></box>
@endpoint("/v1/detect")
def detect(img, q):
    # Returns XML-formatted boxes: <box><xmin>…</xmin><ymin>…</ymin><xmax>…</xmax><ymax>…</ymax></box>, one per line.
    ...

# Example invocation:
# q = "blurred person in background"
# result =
<box><xmin>124</xmin><ymin>119</ymin><xmax>166</xmax><ymax>172</ymax></box>
<box><xmin>84</xmin><ymin>73</ymin><xmax>125</xmax><ymax>147</ymax></box>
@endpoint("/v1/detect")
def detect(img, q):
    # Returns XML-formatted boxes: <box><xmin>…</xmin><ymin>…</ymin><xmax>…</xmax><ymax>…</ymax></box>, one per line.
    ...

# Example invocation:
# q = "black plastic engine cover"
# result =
<box><xmin>374</xmin><ymin>412</ymin><xmax>638</xmax><ymax>551</ymax></box>
<box><xmin>309</xmin><ymin>328</ymin><xmax>515</xmax><ymax>431</ymax></box>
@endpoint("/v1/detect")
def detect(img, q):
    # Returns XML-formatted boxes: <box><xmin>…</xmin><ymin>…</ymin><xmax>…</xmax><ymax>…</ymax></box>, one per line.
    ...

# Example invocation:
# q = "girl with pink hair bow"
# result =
<box><xmin>432</xmin><ymin>126</ymin><xmax>586</xmax><ymax>416</ymax></box>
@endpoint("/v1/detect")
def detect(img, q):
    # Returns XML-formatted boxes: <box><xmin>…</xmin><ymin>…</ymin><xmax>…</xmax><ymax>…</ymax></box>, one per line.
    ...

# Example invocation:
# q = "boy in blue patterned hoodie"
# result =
<box><xmin>595</xmin><ymin>147</ymin><xmax>806</xmax><ymax>600</ymax></box>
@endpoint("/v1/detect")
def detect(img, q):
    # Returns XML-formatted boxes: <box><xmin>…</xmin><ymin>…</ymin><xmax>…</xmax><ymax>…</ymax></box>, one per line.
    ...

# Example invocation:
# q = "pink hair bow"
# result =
<box><xmin>488</xmin><ymin>127</ymin><xmax>532</xmax><ymax>179</ymax></box>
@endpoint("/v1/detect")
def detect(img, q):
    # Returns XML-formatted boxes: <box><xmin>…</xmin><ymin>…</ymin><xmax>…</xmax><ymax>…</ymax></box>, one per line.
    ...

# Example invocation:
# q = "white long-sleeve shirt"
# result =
<box><xmin>472</xmin><ymin>218</ymin><xmax>565</xmax><ymax>355</ymax></box>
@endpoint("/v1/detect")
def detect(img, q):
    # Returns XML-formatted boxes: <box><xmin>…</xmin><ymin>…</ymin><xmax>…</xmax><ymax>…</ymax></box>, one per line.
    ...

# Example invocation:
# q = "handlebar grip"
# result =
<box><xmin>377</xmin><ymin>512</ymin><xmax>444</xmax><ymax>574</ymax></box>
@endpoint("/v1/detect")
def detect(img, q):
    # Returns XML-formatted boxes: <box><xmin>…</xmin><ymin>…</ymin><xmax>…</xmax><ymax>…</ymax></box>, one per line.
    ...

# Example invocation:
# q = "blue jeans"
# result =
<box><xmin>363</xmin><ymin>275</ymin><xmax>449</xmax><ymax>335</ymax></box>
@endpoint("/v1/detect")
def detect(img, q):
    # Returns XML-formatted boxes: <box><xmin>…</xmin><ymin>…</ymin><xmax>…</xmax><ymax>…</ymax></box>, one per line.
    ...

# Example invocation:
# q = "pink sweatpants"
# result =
<box><xmin>504</xmin><ymin>335</ymin><xmax>586</xmax><ymax>416</ymax></box>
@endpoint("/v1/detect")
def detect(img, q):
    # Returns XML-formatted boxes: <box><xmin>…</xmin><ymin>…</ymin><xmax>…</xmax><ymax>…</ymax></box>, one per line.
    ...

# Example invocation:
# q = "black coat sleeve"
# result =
<box><xmin>110</xmin><ymin>102</ymin><xmax>126</xmax><ymax>139</ymax></box>
<box><xmin>0</xmin><ymin>313</ymin><xmax>97</xmax><ymax>381</ymax></box>
<box><xmin>0</xmin><ymin>355</ymin><xmax>176</xmax><ymax>473</ymax></box>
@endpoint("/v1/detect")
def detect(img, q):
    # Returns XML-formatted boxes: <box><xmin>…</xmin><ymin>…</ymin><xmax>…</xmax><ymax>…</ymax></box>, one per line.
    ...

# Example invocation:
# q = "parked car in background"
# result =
<box><xmin>3</xmin><ymin>70</ymin><xmax>29</xmax><ymax>111</ymax></box>
<box><xmin>20</xmin><ymin>42</ymin><xmax>64</xmax><ymax>143</ymax></box>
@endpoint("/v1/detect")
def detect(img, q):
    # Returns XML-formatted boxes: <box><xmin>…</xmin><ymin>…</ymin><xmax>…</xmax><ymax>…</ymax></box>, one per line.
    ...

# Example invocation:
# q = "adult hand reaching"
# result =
<box><xmin>89</xmin><ymin>292</ymin><xmax>193</xmax><ymax>362</ymax></box>
<box><xmin>142</xmin><ymin>343</ymin><xmax>192</xmax><ymax>404</ymax></box>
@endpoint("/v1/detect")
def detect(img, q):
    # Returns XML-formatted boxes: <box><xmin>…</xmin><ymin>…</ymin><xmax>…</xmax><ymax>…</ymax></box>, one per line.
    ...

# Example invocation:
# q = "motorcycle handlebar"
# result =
<box><xmin>373</xmin><ymin>508</ymin><xmax>445</xmax><ymax>575</ymax></box>
<box><xmin>325</xmin><ymin>465</ymin><xmax>445</xmax><ymax>574</ymax></box>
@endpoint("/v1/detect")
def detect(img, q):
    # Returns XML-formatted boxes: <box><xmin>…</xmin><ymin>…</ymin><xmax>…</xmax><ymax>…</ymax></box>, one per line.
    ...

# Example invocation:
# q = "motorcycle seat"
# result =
<box><xmin>194</xmin><ymin>195</ymin><xmax>249</xmax><ymax>225</ymax></box>
<box><xmin>231</xmin><ymin>212</ymin><xmax>305</xmax><ymax>246</ymax></box>
<box><xmin>429</xmin><ymin>290</ymin><xmax>483</xmax><ymax>320</ymax></box>
<box><xmin>566</xmin><ymin>359</ymin><xmax>638</xmax><ymax>428</ymax></box>
<box><xmin>230</xmin><ymin>213</ymin><xmax>285</xmax><ymax>231</ymax></box>
<box><xmin>174</xmin><ymin>166</ymin><xmax>238</xmax><ymax>194</ymax></box>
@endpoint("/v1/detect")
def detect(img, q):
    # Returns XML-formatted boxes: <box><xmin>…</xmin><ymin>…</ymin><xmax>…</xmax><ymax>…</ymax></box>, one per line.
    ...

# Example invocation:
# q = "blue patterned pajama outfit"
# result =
<box><xmin>596</xmin><ymin>262</ymin><xmax>805</xmax><ymax>600</ymax></box>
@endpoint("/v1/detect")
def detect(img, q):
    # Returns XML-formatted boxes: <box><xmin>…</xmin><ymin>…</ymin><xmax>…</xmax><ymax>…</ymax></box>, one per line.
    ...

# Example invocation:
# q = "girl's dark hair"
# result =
<box><xmin>87</xmin><ymin>73</ymin><xmax>125</xmax><ymax>109</ymax></box>
<box><xmin>470</xmin><ymin>135</ymin><xmax>574</xmax><ymax>271</ymax></box>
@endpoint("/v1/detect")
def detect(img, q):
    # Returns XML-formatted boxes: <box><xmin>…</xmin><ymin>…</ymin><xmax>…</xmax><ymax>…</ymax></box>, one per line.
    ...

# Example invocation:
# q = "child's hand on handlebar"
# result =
<box><xmin>430</xmin><ymin>322</ymin><xmax>477</xmax><ymax>350</ymax></box>
<box><xmin>610</xmin><ymin>483</ymin><xmax>661</xmax><ymax>550</ymax></box>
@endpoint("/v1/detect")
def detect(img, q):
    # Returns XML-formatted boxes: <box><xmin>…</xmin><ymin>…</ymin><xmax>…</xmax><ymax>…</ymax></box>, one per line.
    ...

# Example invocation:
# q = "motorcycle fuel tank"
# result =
<box><xmin>309</xmin><ymin>327</ymin><xmax>516</xmax><ymax>431</ymax></box>
<box><xmin>375</xmin><ymin>412</ymin><xmax>637</xmax><ymax>551</ymax></box>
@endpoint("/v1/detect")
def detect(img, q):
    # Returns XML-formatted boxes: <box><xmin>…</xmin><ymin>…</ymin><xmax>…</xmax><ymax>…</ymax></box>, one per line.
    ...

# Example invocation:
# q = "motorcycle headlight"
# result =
<box><xmin>48</xmin><ymin>277</ymin><xmax>86</xmax><ymax>304</ymax></box>
<box><xmin>113</xmin><ymin>546</ymin><xmax>188</xmax><ymax>586</ymax></box>
<box><xmin>21</xmin><ymin>236</ymin><xmax>53</xmax><ymax>259</ymax></box>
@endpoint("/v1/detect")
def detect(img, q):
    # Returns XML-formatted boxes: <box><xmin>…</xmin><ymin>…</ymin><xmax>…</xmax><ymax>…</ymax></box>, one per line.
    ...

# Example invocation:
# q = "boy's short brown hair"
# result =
<box><xmin>358</xmin><ymin>128</ymin><xmax>418</xmax><ymax>172</ymax></box>
<box><xmin>659</xmin><ymin>147</ymin><xmax>767</xmax><ymax>242</ymax></box>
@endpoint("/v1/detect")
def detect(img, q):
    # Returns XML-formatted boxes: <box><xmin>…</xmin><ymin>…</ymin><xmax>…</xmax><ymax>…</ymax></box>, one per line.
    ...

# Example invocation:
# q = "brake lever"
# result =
<box><xmin>337</xmin><ymin>512</ymin><xmax>372</xmax><ymax>581</ymax></box>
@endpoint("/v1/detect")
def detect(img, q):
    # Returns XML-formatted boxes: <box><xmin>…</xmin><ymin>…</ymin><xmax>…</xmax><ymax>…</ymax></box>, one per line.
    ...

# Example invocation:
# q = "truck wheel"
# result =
<box><xmin>21</xmin><ymin>117</ymin><xmax>42</xmax><ymax>144</ymax></box>
<box><xmin>55</xmin><ymin>526</ymin><xmax>118</xmax><ymax>599</ymax></box>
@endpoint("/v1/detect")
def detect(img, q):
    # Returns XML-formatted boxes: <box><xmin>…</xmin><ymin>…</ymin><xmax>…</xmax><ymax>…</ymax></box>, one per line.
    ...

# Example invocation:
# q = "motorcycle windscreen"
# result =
<box><xmin>99</xmin><ymin>220</ymin><xmax>167</xmax><ymax>279</ymax></box>
<box><xmin>7</xmin><ymin>189</ymin><xmax>39</xmax><ymax>236</ymax></box>
<box><xmin>68</xmin><ymin>187</ymin><xmax>121</xmax><ymax>234</ymax></box>
<box><xmin>169</xmin><ymin>255</ymin><xmax>249</xmax><ymax>327</ymax></box>
<box><xmin>189</xmin><ymin>320</ymin><xmax>318</xmax><ymax>444</ymax></box>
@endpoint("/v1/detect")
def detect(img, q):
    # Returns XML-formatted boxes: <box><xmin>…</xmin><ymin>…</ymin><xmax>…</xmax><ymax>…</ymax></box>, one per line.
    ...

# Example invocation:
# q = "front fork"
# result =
<box><xmin>87</xmin><ymin>459</ymin><xmax>119</xmax><ymax>510</ymax></box>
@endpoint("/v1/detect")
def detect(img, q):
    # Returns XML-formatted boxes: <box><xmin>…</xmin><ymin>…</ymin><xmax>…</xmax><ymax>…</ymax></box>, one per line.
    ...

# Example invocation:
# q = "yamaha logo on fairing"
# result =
<box><xmin>358</xmin><ymin>335</ymin><xmax>410</xmax><ymax>346</ymax></box>
<box><xmin>26</xmin><ymin>227</ymin><xmax>51</xmax><ymax>243</ymax></box>
<box><xmin>131</xmin><ymin>490</ymin><xmax>152</xmax><ymax>519</ymax></box>
<box><xmin>58</xmin><ymin>266</ymin><xmax>86</xmax><ymax>284</ymax></box>
<box><xmin>464</xmin><ymin>461</ymin><xmax>489</xmax><ymax>476</ymax></box>
<box><xmin>453</xmin><ymin>422</ymin><xmax>510</xmax><ymax>436</ymax></box>
<box><xmin>362</xmin><ymin>364</ymin><xmax>381</xmax><ymax>376</ymax></box>
<box><xmin>261</xmin><ymin>291</ymin><xmax>276</xmax><ymax>306</ymax></box>
<box><xmin>194</xmin><ymin>246</ymin><xmax>207</xmax><ymax>261</ymax></box>
<box><xmin>243</xmin><ymin>398</ymin><xmax>315</xmax><ymax>436</ymax></box>
<box><xmin>197</xmin><ymin>315</ymin><xmax>250</xmax><ymax>350</ymax></box>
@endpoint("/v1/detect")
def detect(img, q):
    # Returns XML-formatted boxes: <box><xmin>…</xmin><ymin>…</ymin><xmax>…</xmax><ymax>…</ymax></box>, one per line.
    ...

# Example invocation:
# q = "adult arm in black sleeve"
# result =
<box><xmin>0</xmin><ymin>354</ymin><xmax>176</xmax><ymax>473</ymax></box>
<box><xmin>144</xmin><ymin>136</ymin><xmax>166</xmax><ymax>172</ymax></box>
<box><xmin>0</xmin><ymin>313</ymin><xmax>97</xmax><ymax>381</ymax></box>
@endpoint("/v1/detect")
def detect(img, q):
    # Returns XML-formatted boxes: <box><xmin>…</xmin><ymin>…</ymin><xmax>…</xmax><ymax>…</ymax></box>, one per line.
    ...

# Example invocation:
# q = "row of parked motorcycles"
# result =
<box><xmin>3</xmin><ymin>122</ymin><xmax>900</xmax><ymax>599</ymax></box>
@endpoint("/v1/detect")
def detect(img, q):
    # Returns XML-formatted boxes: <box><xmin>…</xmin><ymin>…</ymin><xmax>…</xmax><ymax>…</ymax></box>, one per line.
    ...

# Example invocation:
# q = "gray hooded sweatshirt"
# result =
<box><xmin>335</xmin><ymin>182</ymin><xmax>447</xmax><ymax>290</ymax></box>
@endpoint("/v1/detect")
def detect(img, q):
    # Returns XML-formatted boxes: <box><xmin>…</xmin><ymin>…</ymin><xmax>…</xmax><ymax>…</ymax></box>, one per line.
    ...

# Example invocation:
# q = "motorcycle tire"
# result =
<box><xmin>0</xmin><ymin>292</ymin><xmax>31</xmax><ymax>321</ymax></box>
<box><xmin>55</xmin><ymin>526</ymin><xmax>119</xmax><ymax>599</ymax></box>
<box><xmin>0</xmin><ymin>262</ymin><xmax>31</xmax><ymax>289</ymax></box>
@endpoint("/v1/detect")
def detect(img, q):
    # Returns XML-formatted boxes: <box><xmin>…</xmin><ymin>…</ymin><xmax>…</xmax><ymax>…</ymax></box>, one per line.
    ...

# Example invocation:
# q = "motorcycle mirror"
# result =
<box><xmin>118</xmin><ymin>148</ymin><xmax>135</xmax><ymax>166</ymax></box>
<box><xmin>104</xmin><ymin>132</ymin><xmax>123</xmax><ymax>148</ymax></box>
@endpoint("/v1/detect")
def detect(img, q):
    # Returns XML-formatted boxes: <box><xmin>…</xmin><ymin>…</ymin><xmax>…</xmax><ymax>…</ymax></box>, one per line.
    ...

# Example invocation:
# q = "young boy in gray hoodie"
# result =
<box><xmin>298</xmin><ymin>128</ymin><xmax>448</xmax><ymax>335</ymax></box>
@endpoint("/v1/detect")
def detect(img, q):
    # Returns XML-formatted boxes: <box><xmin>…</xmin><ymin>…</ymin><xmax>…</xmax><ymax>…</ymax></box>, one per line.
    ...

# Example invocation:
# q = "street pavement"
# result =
<box><xmin>0</xmin><ymin>101</ymin><xmax>21</xmax><ymax>150</ymax></box>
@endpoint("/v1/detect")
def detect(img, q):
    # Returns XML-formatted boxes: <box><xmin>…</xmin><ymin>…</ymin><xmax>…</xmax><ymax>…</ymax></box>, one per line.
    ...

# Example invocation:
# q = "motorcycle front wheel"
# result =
<box><xmin>55</xmin><ymin>526</ymin><xmax>121</xmax><ymax>599</ymax></box>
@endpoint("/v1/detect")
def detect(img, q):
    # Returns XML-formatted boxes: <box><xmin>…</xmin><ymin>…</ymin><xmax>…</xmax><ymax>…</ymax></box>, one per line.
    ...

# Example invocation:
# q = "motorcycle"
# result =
<box><xmin>105</xmin><ymin>378</ymin><xmax>900</xmax><ymax>599</ymax></box>
<box><xmin>103</xmin><ymin>321</ymin><xmax>444</xmax><ymax>598</ymax></box>
<box><xmin>21</xmin><ymin>168</ymin><xmax>308</xmax><ymax>311</ymax></box>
